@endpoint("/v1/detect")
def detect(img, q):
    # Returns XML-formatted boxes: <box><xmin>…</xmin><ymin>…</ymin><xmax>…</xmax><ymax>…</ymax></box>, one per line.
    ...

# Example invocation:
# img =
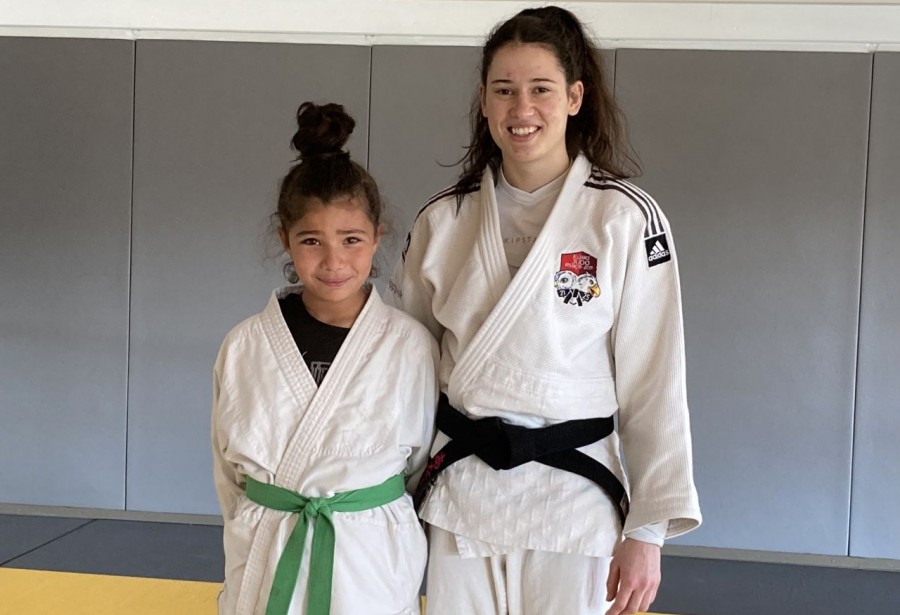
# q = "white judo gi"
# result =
<box><xmin>212</xmin><ymin>287</ymin><xmax>439</xmax><ymax>615</ymax></box>
<box><xmin>388</xmin><ymin>154</ymin><xmax>702</xmax><ymax>613</ymax></box>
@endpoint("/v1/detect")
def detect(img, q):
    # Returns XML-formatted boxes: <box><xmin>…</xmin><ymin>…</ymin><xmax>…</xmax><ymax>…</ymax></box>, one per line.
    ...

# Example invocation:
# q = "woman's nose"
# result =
<box><xmin>512</xmin><ymin>93</ymin><xmax>533</xmax><ymax>117</ymax></box>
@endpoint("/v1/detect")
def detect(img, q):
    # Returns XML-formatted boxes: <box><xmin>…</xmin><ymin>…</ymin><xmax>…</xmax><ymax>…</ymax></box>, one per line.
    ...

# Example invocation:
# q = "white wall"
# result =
<box><xmin>1</xmin><ymin>0</ymin><xmax>900</xmax><ymax>51</ymax></box>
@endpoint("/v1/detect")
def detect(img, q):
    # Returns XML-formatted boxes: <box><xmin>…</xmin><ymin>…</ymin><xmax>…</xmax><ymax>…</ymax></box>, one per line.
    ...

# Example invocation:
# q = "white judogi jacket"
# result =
<box><xmin>387</xmin><ymin>154</ymin><xmax>701</xmax><ymax>558</ymax></box>
<box><xmin>212</xmin><ymin>287</ymin><xmax>438</xmax><ymax>615</ymax></box>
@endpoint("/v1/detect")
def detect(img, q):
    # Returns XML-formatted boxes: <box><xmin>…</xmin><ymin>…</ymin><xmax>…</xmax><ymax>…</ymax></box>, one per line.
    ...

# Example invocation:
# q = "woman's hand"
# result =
<box><xmin>605</xmin><ymin>538</ymin><xmax>661</xmax><ymax>615</ymax></box>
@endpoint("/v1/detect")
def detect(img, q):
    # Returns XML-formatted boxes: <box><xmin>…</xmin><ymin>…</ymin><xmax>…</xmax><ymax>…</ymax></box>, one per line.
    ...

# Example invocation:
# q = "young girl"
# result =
<box><xmin>212</xmin><ymin>102</ymin><xmax>437</xmax><ymax>615</ymax></box>
<box><xmin>388</xmin><ymin>7</ymin><xmax>701</xmax><ymax>615</ymax></box>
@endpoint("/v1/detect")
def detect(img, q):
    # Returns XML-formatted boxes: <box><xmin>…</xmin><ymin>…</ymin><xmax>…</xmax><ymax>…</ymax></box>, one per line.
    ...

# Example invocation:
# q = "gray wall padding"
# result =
<box><xmin>127</xmin><ymin>41</ymin><xmax>371</xmax><ymax>514</ymax></box>
<box><xmin>0</xmin><ymin>38</ymin><xmax>134</xmax><ymax>509</ymax></box>
<box><xmin>615</xmin><ymin>49</ymin><xmax>871</xmax><ymax>555</ymax></box>
<box><xmin>368</xmin><ymin>46</ymin><xmax>481</xmax><ymax>281</ymax></box>
<box><xmin>850</xmin><ymin>52</ymin><xmax>900</xmax><ymax>560</ymax></box>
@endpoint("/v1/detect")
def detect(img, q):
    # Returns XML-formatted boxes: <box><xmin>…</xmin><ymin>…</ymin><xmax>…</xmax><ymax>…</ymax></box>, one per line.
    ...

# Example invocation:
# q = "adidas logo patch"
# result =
<box><xmin>644</xmin><ymin>234</ymin><xmax>671</xmax><ymax>267</ymax></box>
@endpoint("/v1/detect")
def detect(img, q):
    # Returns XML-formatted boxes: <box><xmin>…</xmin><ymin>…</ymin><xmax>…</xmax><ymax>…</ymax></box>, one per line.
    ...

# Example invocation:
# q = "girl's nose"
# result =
<box><xmin>323</xmin><ymin>246</ymin><xmax>343</xmax><ymax>269</ymax></box>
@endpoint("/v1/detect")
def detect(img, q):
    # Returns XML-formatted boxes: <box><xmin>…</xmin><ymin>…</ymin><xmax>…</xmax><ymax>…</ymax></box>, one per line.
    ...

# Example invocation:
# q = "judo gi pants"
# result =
<box><xmin>425</xmin><ymin>526</ymin><xmax>613</xmax><ymax>615</ymax></box>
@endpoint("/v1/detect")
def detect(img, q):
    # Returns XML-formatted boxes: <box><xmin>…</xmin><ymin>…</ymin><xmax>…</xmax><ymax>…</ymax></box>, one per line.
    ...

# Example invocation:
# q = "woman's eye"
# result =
<box><xmin>535</xmin><ymin>87</ymin><xmax>550</xmax><ymax>94</ymax></box>
<box><xmin>495</xmin><ymin>88</ymin><xmax>512</xmax><ymax>96</ymax></box>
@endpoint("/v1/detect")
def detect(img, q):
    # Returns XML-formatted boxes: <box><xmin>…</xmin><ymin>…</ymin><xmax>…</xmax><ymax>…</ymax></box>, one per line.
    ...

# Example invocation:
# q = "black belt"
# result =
<box><xmin>414</xmin><ymin>394</ymin><xmax>629</xmax><ymax>526</ymax></box>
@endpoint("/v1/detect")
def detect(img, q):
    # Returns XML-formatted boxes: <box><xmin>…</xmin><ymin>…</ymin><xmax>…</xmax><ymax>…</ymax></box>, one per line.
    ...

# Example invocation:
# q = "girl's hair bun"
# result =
<box><xmin>291</xmin><ymin>101</ymin><xmax>355</xmax><ymax>160</ymax></box>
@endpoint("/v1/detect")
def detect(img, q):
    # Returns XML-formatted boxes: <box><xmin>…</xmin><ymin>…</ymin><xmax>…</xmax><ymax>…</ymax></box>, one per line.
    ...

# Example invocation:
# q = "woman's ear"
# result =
<box><xmin>568</xmin><ymin>80</ymin><xmax>584</xmax><ymax>116</ymax></box>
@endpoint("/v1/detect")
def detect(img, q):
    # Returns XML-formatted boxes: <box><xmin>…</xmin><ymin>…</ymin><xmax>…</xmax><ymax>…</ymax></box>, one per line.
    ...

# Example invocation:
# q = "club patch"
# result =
<box><xmin>645</xmin><ymin>234</ymin><xmax>671</xmax><ymax>267</ymax></box>
<box><xmin>554</xmin><ymin>251</ymin><xmax>601</xmax><ymax>306</ymax></box>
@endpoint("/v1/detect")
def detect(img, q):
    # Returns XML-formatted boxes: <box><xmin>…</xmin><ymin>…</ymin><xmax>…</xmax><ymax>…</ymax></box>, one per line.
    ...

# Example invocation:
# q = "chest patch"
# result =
<box><xmin>554</xmin><ymin>251</ymin><xmax>601</xmax><ymax>306</ymax></box>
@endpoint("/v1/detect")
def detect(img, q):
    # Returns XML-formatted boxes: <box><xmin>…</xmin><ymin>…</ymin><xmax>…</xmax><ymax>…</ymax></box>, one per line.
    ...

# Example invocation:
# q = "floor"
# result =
<box><xmin>4</xmin><ymin>512</ymin><xmax>900</xmax><ymax>615</ymax></box>
<box><xmin>0</xmin><ymin>514</ymin><xmax>224</xmax><ymax>615</ymax></box>
<box><xmin>0</xmin><ymin>568</ymin><xmax>219</xmax><ymax>615</ymax></box>
<box><xmin>0</xmin><ymin>514</ymin><xmax>676</xmax><ymax>615</ymax></box>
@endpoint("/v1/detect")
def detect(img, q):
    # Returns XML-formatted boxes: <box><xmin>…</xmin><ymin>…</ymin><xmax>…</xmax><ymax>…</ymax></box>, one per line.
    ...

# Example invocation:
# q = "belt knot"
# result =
<box><xmin>302</xmin><ymin>498</ymin><xmax>330</xmax><ymax>518</ymax></box>
<box><xmin>243</xmin><ymin>474</ymin><xmax>405</xmax><ymax>615</ymax></box>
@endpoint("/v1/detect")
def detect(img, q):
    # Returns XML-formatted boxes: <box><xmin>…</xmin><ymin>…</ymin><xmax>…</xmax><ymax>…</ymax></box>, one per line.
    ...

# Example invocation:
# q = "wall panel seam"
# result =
<box><xmin>847</xmin><ymin>52</ymin><xmax>878</xmax><ymax>557</ymax></box>
<box><xmin>124</xmin><ymin>40</ymin><xmax>138</xmax><ymax>512</ymax></box>
<box><xmin>366</xmin><ymin>46</ymin><xmax>374</xmax><ymax>171</ymax></box>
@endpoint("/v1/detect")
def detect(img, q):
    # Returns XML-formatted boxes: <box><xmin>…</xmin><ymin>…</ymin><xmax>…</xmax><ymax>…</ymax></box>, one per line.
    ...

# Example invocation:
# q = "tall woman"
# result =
<box><xmin>388</xmin><ymin>7</ymin><xmax>701</xmax><ymax>615</ymax></box>
<box><xmin>213</xmin><ymin>102</ymin><xmax>437</xmax><ymax>615</ymax></box>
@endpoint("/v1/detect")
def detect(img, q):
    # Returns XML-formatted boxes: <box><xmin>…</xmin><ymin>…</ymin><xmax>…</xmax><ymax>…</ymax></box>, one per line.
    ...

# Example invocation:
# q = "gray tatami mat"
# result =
<box><xmin>0</xmin><ymin>515</ymin><xmax>91</xmax><ymax>564</ymax></box>
<box><xmin>656</xmin><ymin>555</ymin><xmax>900</xmax><ymax>615</ymax></box>
<box><xmin>3</xmin><ymin>518</ymin><xmax>224</xmax><ymax>582</ymax></box>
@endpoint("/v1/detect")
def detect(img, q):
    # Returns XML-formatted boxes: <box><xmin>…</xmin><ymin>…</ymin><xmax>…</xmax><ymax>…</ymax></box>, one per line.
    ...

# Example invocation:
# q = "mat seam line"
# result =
<box><xmin>0</xmin><ymin>519</ymin><xmax>96</xmax><ymax>567</ymax></box>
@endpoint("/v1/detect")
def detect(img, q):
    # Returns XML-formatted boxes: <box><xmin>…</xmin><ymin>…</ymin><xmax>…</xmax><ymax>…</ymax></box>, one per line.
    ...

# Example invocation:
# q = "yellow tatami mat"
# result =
<box><xmin>0</xmin><ymin>568</ymin><xmax>673</xmax><ymax>615</ymax></box>
<box><xmin>0</xmin><ymin>568</ymin><xmax>220</xmax><ymax>615</ymax></box>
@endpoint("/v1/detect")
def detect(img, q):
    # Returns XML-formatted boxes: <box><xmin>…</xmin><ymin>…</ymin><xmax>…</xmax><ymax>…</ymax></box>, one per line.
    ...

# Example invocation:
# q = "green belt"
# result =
<box><xmin>244</xmin><ymin>473</ymin><xmax>405</xmax><ymax>615</ymax></box>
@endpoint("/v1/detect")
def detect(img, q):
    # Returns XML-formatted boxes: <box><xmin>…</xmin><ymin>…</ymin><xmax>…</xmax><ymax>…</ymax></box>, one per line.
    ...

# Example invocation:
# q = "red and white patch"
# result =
<box><xmin>555</xmin><ymin>252</ymin><xmax>601</xmax><ymax>306</ymax></box>
<box><xmin>559</xmin><ymin>251</ymin><xmax>598</xmax><ymax>277</ymax></box>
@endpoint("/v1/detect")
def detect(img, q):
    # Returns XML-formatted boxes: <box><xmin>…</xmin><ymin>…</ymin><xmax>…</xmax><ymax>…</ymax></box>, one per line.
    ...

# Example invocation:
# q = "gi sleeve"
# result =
<box><xmin>385</xmin><ymin>214</ymin><xmax>444</xmax><ymax>342</ymax></box>
<box><xmin>624</xmin><ymin>520</ymin><xmax>668</xmax><ymax>547</ymax></box>
<box><xmin>609</xmin><ymin>203</ymin><xmax>702</xmax><ymax>539</ymax></box>
<box><xmin>403</xmin><ymin>333</ymin><xmax>440</xmax><ymax>493</ymax></box>
<box><xmin>211</xmin><ymin>349</ymin><xmax>244</xmax><ymax>522</ymax></box>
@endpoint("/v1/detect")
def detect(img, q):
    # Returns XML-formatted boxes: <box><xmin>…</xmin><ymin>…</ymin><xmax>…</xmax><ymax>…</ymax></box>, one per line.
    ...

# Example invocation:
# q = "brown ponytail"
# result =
<box><xmin>451</xmin><ymin>6</ymin><xmax>641</xmax><ymax>209</ymax></box>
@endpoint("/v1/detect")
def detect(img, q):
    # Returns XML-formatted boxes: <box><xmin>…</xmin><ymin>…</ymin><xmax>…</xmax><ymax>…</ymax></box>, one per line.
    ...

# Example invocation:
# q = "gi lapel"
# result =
<box><xmin>448</xmin><ymin>156</ymin><xmax>593</xmax><ymax>406</ymax></box>
<box><xmin>275</xmin><ymin>288</ymin><xmax>383</xmax><ymax>480</ymax></box>
<box><xmin>473</xmin><ymin>166</ymin><xmax>512</xmax><ymax>307</ymax></box>
<box><xmin>236</xmin><ymin>287</ymin><xmax>384</xmax><ymax>614</ymax></box>
<box><xmin>261</xmin><ymin>287</ymin><xmax>319</xmax><ymax>409</ymax></box>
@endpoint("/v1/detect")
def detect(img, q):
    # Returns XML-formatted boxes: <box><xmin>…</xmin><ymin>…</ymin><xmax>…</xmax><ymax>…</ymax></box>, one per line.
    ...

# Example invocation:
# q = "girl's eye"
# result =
<box><xmin>345</xmin><ymin>236</ymin><xmax>362</xmax><ymax>245</ymax></box>
<box><xmin>535</xmin><ymin>87</ymin><xmax>550</xmax><ymax>94</ymax></box>
<box><xmin>300</xmin><ymin>238</ymin><xmax>320</xmax><ymax>246</ymax></box>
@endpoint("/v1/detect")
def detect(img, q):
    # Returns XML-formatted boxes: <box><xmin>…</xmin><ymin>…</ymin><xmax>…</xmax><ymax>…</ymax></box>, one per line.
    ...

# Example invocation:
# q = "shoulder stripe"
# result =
<box><xmin>424</xmin><ymin>183</ymin><xmax>480</xmax><ymax>208</ymax></box>
<box><xmin>424</xmin><ymin>185</ymin><xmax>458</xmax><ymax>206</ymax></box>
<box><xmin>612</xmin><ymin>179</ymin><xmax>662</xmax><ymax>237</ymax></box>
<box><xmin>401</xmin><ymin>182</ymin><xmax>481</xmax><ymax>263</ymax></box>
<box><xmin>585</xmin><ymin>176</ymin><xmax>665</xmax><ymax>238</ymax></box>
<box><xmin>410</xmin><ymin>183</ymin><xmax>481</xmax><ymax>226</ymax></box>
<box><xmin>584</xmin><ymin>181</ymin><xmax>650</xmax><ymax>234</ymax></box>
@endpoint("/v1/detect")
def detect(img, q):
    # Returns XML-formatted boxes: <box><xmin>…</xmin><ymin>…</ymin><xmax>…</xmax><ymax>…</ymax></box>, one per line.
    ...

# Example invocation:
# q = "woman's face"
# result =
<box><xmin>480</xmin><ymin>43</ymin><xmax>583</xmax><ymax>178</ymax></box>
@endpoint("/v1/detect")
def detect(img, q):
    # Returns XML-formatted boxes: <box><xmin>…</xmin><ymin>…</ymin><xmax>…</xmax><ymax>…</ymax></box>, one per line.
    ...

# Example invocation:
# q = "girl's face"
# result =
<box><xmin>279</xmin><ymin>196</ymin><xmax>381</xmax><ymax>321</ymax></box>
<box><xmin>480</xmin><ymin>43</ymin><xmax>583</xmax><ymax>179</ymax></box>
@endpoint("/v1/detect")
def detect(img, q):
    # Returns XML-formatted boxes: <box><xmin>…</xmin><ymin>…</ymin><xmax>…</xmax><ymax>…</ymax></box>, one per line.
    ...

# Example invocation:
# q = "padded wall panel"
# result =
<box><xmin>850</xmin><ymin>52</ymin><xmax>900</xmax><ymax>559</ymax></box>
<box><xmin>368</xmin><ymin>46</ymin><xmax>481</xmax><ymax>277</ymax></box>
<box><xmin>128</xmin><ymin>41</ymin><xmax>371</xmax><ymax>513</ymax></box>
<box><xmin>0</xmin><ymin>38</ymin><xmax>133</xmax><ymax>508</ymax></box>
<box><xmin>615</xmin><ymin>50</ymin><xmax>871</xmax><ymax>554</ymax></box>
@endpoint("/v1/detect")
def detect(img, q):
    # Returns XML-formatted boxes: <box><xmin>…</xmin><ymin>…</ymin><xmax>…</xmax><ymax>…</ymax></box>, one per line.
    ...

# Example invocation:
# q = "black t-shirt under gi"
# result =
<box><xmin>278</xmin><ymin>293</ymin><xmax>350</xmax><ymax>386</ymax></box>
